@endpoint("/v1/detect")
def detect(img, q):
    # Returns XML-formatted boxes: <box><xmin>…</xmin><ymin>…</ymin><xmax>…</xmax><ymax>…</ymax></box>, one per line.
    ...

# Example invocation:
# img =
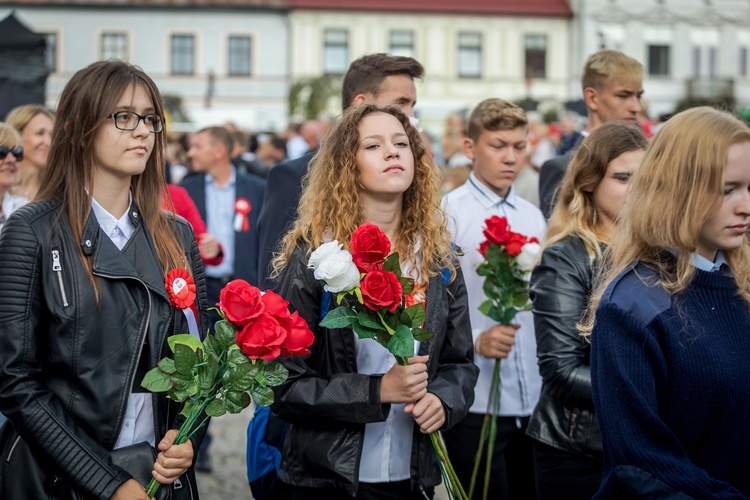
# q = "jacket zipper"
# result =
<box><xmin>568</xmin><ymin>407</ymin><xmax>580</xmax><ymax>438</ymax></box>
<box><xmin>94</xmin><ymin>272</ymin><xmax>151</xmax><ymax>447</ymax></box>
<box><xmin>51</xmin><ymin>250</ymin><xmax>69</xmax><ymax>307</ymax></box>
<box><xmin>4</xmin><ymin>435</ymin><xmax>20</xmax><ymax>463</ymax></box>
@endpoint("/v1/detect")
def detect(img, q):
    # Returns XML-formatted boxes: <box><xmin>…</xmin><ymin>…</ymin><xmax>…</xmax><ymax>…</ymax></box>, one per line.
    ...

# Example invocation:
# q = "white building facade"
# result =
<box><xmin>1</xmin><ymin>1</ymin><xmax>290</xmax><ymax>131</ymax></box>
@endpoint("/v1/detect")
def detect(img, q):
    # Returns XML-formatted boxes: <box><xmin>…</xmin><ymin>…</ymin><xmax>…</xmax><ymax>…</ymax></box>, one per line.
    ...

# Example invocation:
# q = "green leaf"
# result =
<box><xmin>382</xmin><ymin>253</ymin><xmax>400</xmax><ymax>273</ymax></box>
<box><xmin>168</xmin><ymin>334</ymin><xmax>203</xmax><ymax>353</ymax></box>
<box><xmin>412</xmin><ymin>327</ymin><xmax>433</xmax><ymax>342</ymax></box>
<box><xmin>205</xmin><ymin>398</ymin><xmax>227</xmax><ymax>417</ymax></box>
<box><xmin>319</xmin><ymin>306</ymin><xmax>358</xmax><ymax>329</ymax></box>
<box><xmin>387</xmin><ymin>324</ymin><xmax>415</xmax><ymax>359</ymax></box>
<box><xmin>357</xmin><ymin>311</ymin><xmax>384</xmax><ymax>330</ymax></box>
<box><xmin>214</xmin><ymin>320</ymin><xmax>237</xmax><ymax>352</ymax></box>
<box><xmin>141</xmin><ymin>367</ymin><xmax>174</xmax><ymax>393</ymax></box>
<box><xmin>224</xmin><ymin>390</ymin><xmax>251</xmax><ymax>413</ymax></box>
<box><xmin>400</xmin><ymin>304</ymin><xmax>426</xmax><ymax>329</ymax></box>
<box><xmin>223</xmin><ymin>363</ymin><xmax>259</xmax><ymax>392</ymax></box>
<box><xmin>202</xmin><ymin>334</ymin><xmax>219</xmax><ymax>357</ymax></box>
<box><xmin>173</xmin><ymin>343</ymin><xmax>198</xmax><ymax>376</ymax></box>
<box><xmin>179</xmin><ymin>401</ymin><xmax>195</xmax><ymax>418</ymax></box>
<box><xmin>400</xmin><ymin>278</ymin><xmax>413</xmax><ymax>296</ymax></box>
<box><xmin>512</xmin><ymin>290</ymin><xmax>530</xmax><ymax>308</ymax></box>
<box><xmin>251</xmin><ymin>385</ymin><xmax>275</xmax><ymax>407</ymax></box>
<box><xmin>198</xmin><ymin>354</ymin><xmax>220</xmax><ymax>392</ymax></box>
<box><xmin>353</xmin><ymin>287</ymin><xmax>364</xmax><ymax>305</ymax></box>
<box><xmin>227</xmin><ymin>347</ymin><xmax>250</xmax><ymax>367</ymax></box>
<box><xmin>478</xmin><ymin>300</ymin><xmax>494</xmax><ymax>317</ymax></box>
<box><xmin>501</xmin><ymin>307</ymin><xmax>519</xmax><ymax>325</ymax></box>
<box><xmin>156</xmin><ymin>358</ymin><xmax>177</xmax><ymax>375</ymax></box>
<box><xmin>352</xmin><ymin>321</ymin><xmax>378</xmax><ymax>339</ymax></box>
<box><xmin>262</xmin><ymin>362</ymin><xmax>288</xmax><ymax>387</ymax></box>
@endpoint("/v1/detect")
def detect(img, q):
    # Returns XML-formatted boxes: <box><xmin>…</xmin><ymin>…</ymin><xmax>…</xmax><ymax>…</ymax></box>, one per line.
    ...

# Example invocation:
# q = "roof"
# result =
<box><xmin>0</xmin><ymin>12</ymin><xmax>46</xmax><ymax>47</ymax></box>
<box><xmin>288</xmin><ymin>0</ymin><xmax>572</xmax><ymax>16</ymax></box>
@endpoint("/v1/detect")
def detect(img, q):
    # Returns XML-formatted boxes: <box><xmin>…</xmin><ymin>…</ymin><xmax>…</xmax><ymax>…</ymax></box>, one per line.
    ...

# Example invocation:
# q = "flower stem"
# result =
<box><xmin>469</xmin><ymin>358</ymin><xmax>501</xmax><ymax>500</ymax></box>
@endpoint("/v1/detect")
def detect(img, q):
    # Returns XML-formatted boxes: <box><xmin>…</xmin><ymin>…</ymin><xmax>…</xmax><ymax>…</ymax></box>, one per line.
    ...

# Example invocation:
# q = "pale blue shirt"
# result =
<box><xmin>691</xmin><ymin>251</ymin><xmax>729</xmax><ymax>273</ymax></box>
<box><xmin>90</xmin><ymin>195</ymin><xmax>156</xmax><ymax>449</ymax></box>
<box><xmin>442</xmin><ymin>173</ymin><xmax>546</xmax><ymax>416</ymax></box>
<box><xmin>204</xmin><ymin>166</ymin><xmax>236</xmax><ymax>278</ymax></box>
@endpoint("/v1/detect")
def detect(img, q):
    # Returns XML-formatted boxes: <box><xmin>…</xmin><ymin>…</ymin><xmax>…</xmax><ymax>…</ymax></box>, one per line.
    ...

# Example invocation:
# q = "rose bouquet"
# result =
<box><xmin>470</xmin><ymin>215</ymin><xmax>540</xmax><ymax>499</ymax></box>
<box><xmin>308</xmin><ymin>223</ymin><xmax>467</xmax><ymax>500</ymax></box>
<box><xmin>141</xmin><ymin>278</ymin><xmax>314</xmax><ymax>499</ymax></box>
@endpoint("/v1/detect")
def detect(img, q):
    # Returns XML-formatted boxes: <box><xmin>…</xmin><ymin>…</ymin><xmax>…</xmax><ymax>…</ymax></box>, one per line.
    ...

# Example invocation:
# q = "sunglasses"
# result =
<box><xmin>0</xmin><ymin>146</ymin><xmax>23</xmax><ymax>162</ymax></box>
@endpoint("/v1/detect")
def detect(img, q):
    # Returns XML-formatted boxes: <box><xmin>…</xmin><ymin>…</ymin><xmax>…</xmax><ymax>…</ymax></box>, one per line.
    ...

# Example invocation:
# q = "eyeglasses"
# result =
<box><xmin>0</xmin><ymin>146</ymin><xmax>23</xmax><ymax>162</ymax></box>
<box><xmin>108</xmin><ymin>111</ymin><xmax>164</xmax><ymax>133</ymax></box>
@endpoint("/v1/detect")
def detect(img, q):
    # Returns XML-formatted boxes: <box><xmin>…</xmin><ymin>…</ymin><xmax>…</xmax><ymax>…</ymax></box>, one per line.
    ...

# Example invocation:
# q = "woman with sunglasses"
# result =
<box><xmin>0</xmin><ymin>123</ymin><xmax>27</xmax><ymax>234</ymax></box>
<box><xmin>0</xmin><ymin>61</ymin><xmax>208</xmax><ymax>499</ymax></box>
<box><xmin>5</xmin><ymin>104</ymin><xmax>54</xmax><ymax>201</ymax></box>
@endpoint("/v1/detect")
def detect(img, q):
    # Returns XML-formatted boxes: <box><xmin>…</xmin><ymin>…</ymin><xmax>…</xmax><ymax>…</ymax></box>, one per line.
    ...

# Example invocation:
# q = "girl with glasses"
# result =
<box><xmin>0</xmin><ymin>60</ymin><xmax>209</xmax><ymax>499</ymax></box>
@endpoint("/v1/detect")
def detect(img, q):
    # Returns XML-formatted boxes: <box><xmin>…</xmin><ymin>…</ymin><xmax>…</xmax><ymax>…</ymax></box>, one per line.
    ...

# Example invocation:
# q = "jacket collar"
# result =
<box><xmin>82</xmin><ymin>201</ymin><xmax>169</xmax><ymax>302</ymax></box>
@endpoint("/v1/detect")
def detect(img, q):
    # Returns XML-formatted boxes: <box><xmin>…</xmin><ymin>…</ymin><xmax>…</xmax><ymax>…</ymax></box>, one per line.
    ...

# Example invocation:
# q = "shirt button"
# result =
<box><xmin>132</xmin><ymin>212</ymin><xmax>138</xmax><ymax>218</ymax></box>
<box><xmin>125</xmin><ymin>422</ymin><xmax>131</xmax><ymax>428</ymax></box>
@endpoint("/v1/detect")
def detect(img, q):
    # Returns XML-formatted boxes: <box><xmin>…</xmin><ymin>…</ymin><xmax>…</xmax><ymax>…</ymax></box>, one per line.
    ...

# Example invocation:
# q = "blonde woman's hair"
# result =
<box><xmin>544</xmin><ymin>122</ymin><xmax>648</xmax><ymax>260</ymax></box>
<box><xmin>581</xmin><ymin>107</ymin><xmax>750</xmax><ymax>336</ymax></box>
<box><xmin>5</xmin><ymin>104</ymin><xmax>55</xmax><ymax>134</ymax></box>
<box><xmin>273</xmin><ymin>103</ymin><xmax>457</xmax><ymax>281</ymax></box>
<box><xmin>0</xmin><ymin>122</ymin><xmax>22</xmax><ymax>149</ymax></box>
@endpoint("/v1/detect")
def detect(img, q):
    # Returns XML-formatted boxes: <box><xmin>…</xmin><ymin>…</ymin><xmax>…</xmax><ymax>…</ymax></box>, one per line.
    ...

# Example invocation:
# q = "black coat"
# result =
<box><xmin>526</xmin><ymin>235</ymin><xmax>602</xmax><ymax>456</ymax></box>
<box><xmin>0</xmin><ymin>198</ymin><xmax>209</xmax><ymax>499</ymax></box>
<box><xmin>272</xmin><ymin>247</ymin><xmax>478</xmax><ymax>496</ymax></box>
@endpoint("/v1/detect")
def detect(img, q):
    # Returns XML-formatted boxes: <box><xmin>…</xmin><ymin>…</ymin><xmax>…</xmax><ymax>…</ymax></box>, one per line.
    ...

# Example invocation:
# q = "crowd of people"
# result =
<box><xmin>0</xmin><ymin>45</ymin><xmax>748</xmax><ymax>500</ymax></box>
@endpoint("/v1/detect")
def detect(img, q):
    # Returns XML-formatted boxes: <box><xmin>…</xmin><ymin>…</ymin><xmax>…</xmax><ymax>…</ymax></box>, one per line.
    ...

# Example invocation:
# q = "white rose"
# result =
<box><xmin>516</xmin><ymin>242</ymin><xmax>541</xmax><ymax>271</ymax></box>
<box><xmin>314</xmin><ymin>250</ymin><xmax>361</xmax><ymax>292</ymax></box>
<box><xmin>308</xmin><ymin>241</ymin><xmax>342</xmax><ymax>270</ymax></box>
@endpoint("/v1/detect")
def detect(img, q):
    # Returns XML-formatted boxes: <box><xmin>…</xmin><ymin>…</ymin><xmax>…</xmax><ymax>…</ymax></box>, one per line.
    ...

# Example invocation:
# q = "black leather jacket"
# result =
<box><xmin>272</xmin><ymin>247</ymin><xmax>478</xmax><ymax>496</ymax></box>
<box><xmin>526</xmin><ymin>235</ymin><xmax>602</xmax><ymax>456</ymax></box>
<box><xmin>0</xmin><ymin>198</ymin><xmax>209</xmax><ymax>499</ymax></box>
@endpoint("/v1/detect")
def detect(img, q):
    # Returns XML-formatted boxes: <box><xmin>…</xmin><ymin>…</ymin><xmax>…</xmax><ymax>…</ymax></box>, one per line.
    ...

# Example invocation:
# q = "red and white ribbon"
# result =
<box><xmin>233</xmin><ymin>197</ymin><xmax>251</xmax><ymax>232</ymax></box>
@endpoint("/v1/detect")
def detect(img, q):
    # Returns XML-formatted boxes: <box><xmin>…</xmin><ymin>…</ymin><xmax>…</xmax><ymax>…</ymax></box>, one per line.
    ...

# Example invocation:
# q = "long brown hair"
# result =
<box><xmin>37</xmin><ymin>60</ymin><xmax>186</xmax><ymax>283</ymax></box>
<box><xmin>273</xmin><ymin>104</ymin><xmax>456</xmax><ymax>281</ymax></box>
<box><xmin>545</xmin><ymin>122</ymin><xmax>648</xmax><ymax>260</ymax></box>
<box><xmin>581</xmin><ymin>107</ymin><xmax>750</xmax><ymax>336</ymax></box>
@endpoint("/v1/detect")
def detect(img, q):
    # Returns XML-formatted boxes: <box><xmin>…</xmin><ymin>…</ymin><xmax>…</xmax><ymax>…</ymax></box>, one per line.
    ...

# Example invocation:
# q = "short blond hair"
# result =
<box><xmin>5</xmin><ymin>105</ymin><xmax>55</xmax><ymax>134</ymax></box>
<box><xmin>466</xmin><ymin>99</ymin><xmax>527</xmax><ymax>141</ymax></box>
<box><xmin>581</xmin><ymin>50</ymin><xmax>643</xmax><ymax>92</ymax></box>
<box><xmin>0</xmin><ymin>122</ymin><xmax>22</xmax><ymax>149</ymax></box>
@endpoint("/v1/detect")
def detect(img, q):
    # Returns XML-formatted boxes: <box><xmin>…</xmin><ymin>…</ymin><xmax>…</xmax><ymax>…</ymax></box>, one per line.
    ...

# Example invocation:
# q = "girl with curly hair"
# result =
<box><xmin>271</xmin><ymin>103</ymin><xmax>478</xmax><ymax>499</ymax></box>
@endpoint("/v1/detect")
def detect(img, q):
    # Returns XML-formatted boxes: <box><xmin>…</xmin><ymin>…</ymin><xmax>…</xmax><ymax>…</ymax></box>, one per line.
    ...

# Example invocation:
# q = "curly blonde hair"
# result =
<box><xmin>273</xmin><ymin>104</ymin><xmax>456</xmax><ymax>281</ymax></box>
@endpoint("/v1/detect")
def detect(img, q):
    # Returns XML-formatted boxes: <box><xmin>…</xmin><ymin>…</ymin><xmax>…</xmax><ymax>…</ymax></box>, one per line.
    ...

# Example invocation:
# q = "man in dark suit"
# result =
<box><xmin>182</xmin><ymin>126</ymin><xmax>265</xmax><ymax>306</ymax></box>
<box><xmin>539</xmin><ymin>49</ymin><xmax>644</xmax><ymax>218</ymax></box>
<box><xmin>257</xmin><ymin>53</ymin><xmax>425</xmax><ymax>289</ymax></box>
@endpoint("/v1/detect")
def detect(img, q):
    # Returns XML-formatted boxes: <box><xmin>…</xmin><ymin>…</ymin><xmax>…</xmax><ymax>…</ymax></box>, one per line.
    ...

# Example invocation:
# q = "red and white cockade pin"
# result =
<box><xmin>233</xmin><ymin>197</ymin><xmax>252</xmax><ymax>232</ymax></box>
<box><xmin>165</xmin><ymin>268</ymin><xmax>197</xmax><ymax>310</ymax></box>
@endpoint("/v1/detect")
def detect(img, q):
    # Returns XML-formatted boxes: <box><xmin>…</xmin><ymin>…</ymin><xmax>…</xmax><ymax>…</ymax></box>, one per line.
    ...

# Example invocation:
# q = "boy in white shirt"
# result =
<box><xmin>441</xmin><ymin>98</ymin><xmax>546</xmax><ymax>499</ymax></box>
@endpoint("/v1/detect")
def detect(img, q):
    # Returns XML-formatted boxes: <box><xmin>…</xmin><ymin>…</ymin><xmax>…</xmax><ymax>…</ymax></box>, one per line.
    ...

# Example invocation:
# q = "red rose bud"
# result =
<box><xmin>236</xmin><ymin>312</ymin><xmax>287</xmax><ymax>361</ymax></box>
<box><xmin>360</xmin><ymin>270</ymin><xmax>403</xmax><ymax>313</ymax></box>
<box><xmin>350</xmin><ymin>223</ymin><xmax>391</xmax><ymax>273</ymax></box>
<box><xmin>482</xmin><ymin>215</ymin><xmax>511</xmax><ymax>245</ymax></box>
<box><xmin>218</xmin><ymin>279</ymin><xmax>264</xmax><ymax>327</ymax></box>
<box><xmin>280</xmin><ymin>311</ymin><xmax>315</xmax><ymax>357</ymax></box>
<box><xmin>478</xmin><ymin>239</ymin><xmax>490</xmax><ymax>257</ymax></box>
<box><xmin>504</xmin><ymin>232</ymin><xmax>528</xmax><ymax>257</ymax></box>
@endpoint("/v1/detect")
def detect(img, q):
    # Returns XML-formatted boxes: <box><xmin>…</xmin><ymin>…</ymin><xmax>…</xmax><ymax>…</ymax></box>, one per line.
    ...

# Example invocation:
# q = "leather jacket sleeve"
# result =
<box><xmin>272</xmin><ymin>248</ymin><xmax>391</xmax><ymax>426</ymax></box>
<box><xmin>529</xmin><ymin>239</ymin><xmax>594</xmax><ymax>406</ymax></box>
<box><xmin>423</xmin><ymin>267</ymin><xmax>478</xmax><ymax>430</ymax></box>
<box><xmin>0</xmin><ymin>211</ymin><xmax>130</xmax><ymax>498</ymax></box>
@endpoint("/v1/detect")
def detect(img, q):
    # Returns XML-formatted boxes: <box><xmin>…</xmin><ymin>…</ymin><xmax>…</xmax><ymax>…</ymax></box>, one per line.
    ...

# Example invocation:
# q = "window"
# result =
<box><xmin>389</xmin><ymin>30</ymin><xmax>414</xmax><ymax>58</ymax></box>
<box><xmin>228</xmin><ymin>36</ymin><xmax>252</xmax><ymax>76</ymax></box>
<box><xmin>524</xmin><ymin>34</ymin><xmax>547</xmax><ymax>79</ymax></box>
<box><xmin>171</xmin><ymin>34</ymin><xmax>195</xmax><ymax>75</ymax></box>
<box><xmin>648</xmin><ymin>44</ymin><xmax>670</xmax><ymax>77</ymax></box>
<box><xmin>101</xmin><ymin>32</ymin><xmax>128</xmax><ymax>61</ymax></box>
<box><xmin>458</xmin><ymin>32</ymin><xmax>482</xmax><ymax>78</ymax></box>
<box><xmin>693</xmin><ymin>45</ymin><xmax>718</xmax><ymax>78</ymax></box>
<box><xmin>39</xmin><ymin>32</ymin><xmax>57</xmax><ymax>73</ymax></box>
<box><xmin>323</xmin><ymin>29</ymin><xmax>348</xmax><ymax>74</ymax></box>
<box><xmin>740</xmin><ymin>46</ymin><xmax>748</xmax><ymax>78</ymax></box>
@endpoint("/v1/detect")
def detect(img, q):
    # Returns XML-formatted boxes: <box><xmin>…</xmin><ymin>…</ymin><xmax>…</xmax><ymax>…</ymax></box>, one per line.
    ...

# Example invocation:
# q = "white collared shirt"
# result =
<box><xmin>442</xmin><ymin>173</ymin><xmax>546</xmax><ymax>416</ymax></box>
<box><xmin>90</xmin><ymin>195</ymin><xmax>156</xmax><ymax>449</ymax></box>
<box><xmin>0</xmin><ymin>193</ymin><xmax>28</xmax><ymax>233</ymax></box>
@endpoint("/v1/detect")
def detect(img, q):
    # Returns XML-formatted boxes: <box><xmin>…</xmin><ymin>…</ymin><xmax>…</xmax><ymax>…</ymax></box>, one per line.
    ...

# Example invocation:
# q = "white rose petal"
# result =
<box><xmin>308</xmin><ymin>241</ymin><xmax>342</xmax><ymax>270</ymax></box>
<box><xmin>314</xmin><ymin>250</ymin><xmax>361</xmax><ymax>292</ymax></box>
<box><xmin>516</xmin><ymin>242</ymin><xmax>541</xmax><ymax>271</ymax></box>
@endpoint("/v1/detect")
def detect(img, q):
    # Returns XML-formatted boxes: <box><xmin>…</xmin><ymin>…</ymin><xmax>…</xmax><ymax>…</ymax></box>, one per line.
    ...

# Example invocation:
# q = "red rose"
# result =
<box><xmin>260</xmin><ymin>290</ymin><xmax>291</xmax><ymax>320</ymax></box>
<box><xmin>479</xmin><ymin>239</ymin><xmax>490</xmax><ymax>257</ymax></box>
<box><xmin>236</xmin><ymin>312</ymin><xmax>287</xmax><ymax>361</ymax></box>
<box><xmin>482</xmin><ymin>216</ymin><xmax>511</xmax><ymax>245</ymax></box>
<box><xmin>360</xmin><ymin>270</ymin><xmax>403</xmax><ymax>313</ymax></box>
<box><xmin>279</xmin><ymin>311</ymin><xmax>315</xmax><ymax>357</ymax></box>
<box><xmin>504</xmin><ymin>232</ymin><xmax>528</xmax><ymax>257</ymax></box>
<box><xmin>218</xmin><ymin>279</ymin><xmax>264</xmax><ymax>327</ymax></box>
<box><xmin>350</xmin><ymin>223</ymin><xmax>391</xmax><ymax>273</ymax></box>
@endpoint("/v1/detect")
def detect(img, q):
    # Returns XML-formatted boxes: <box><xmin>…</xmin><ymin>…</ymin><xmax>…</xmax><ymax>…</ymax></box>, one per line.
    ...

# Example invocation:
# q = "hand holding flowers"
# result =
<box><xmin>141</xmin><ymin>278</ymin><xmax>314</xmax><ymax>499</ymax></box>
